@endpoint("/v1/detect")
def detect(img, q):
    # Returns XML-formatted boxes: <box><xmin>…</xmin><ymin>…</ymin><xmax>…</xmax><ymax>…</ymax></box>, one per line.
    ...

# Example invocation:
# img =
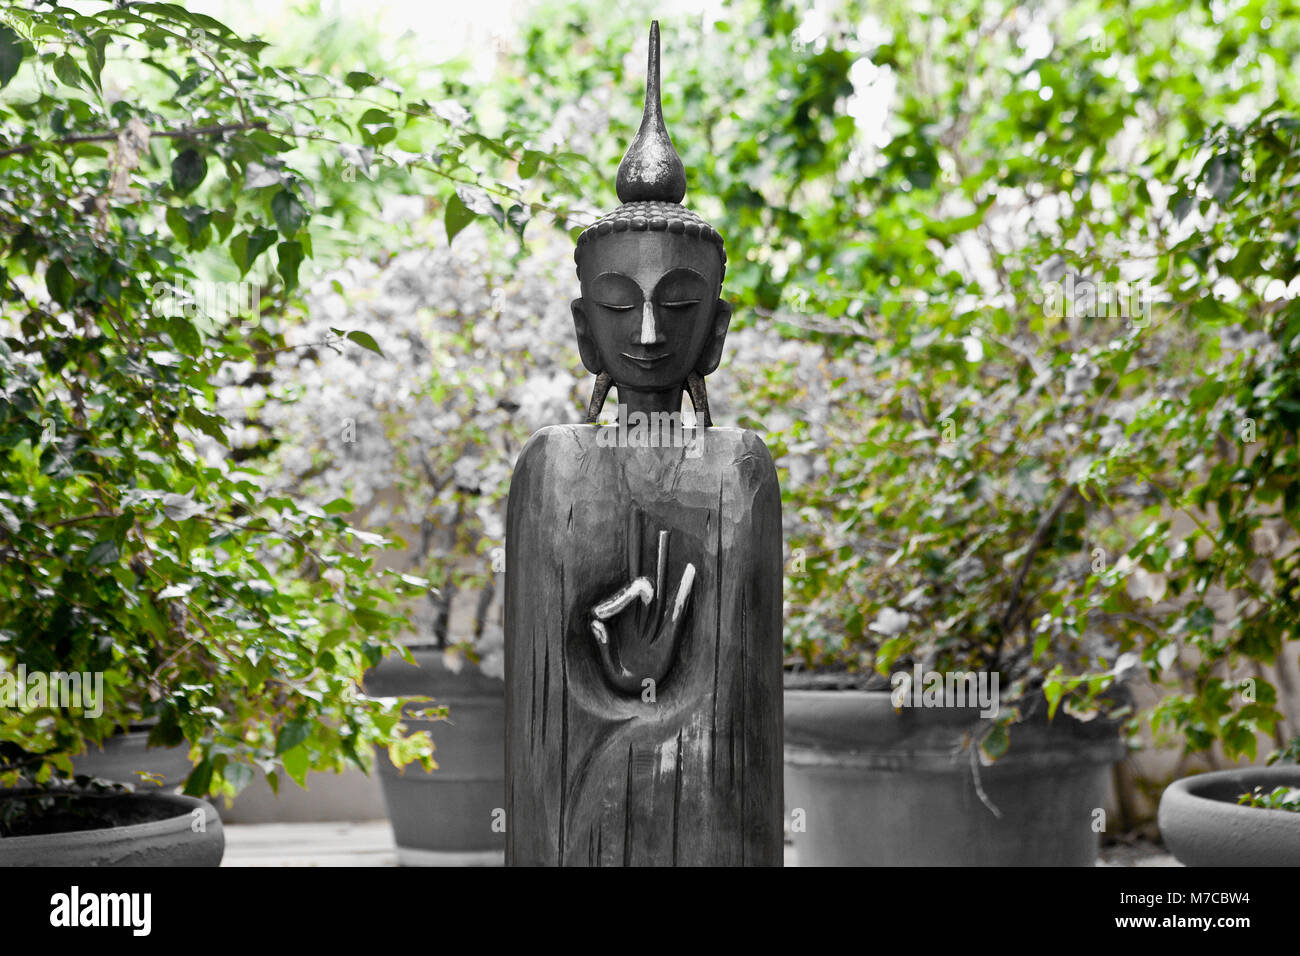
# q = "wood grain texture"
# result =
<box><xmin>504</xmin><ymin>425</ymin><xmax>783</xmax><ymax>866</ymax></box>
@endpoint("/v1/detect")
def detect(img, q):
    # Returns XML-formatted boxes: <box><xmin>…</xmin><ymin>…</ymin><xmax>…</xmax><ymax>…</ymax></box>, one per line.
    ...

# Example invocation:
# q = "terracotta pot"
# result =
<box><xmin>0</xmin><ymin>792</ymin><xmax>223</xmax><ymax>866</ymax></box>
<box><xmin>1158</xmin><ymin>765</ymin><xmax>1300</xmax><ymax>866</ymax></box>
<box><xmin>364</xmin><ymin>647</ymin><xmax>505</xmax><ymax>866</ymax></box>
<box><xmin>784</xmin><ymin>689</ymin><xmax>1124</xmax><ymax>865</ymax></box>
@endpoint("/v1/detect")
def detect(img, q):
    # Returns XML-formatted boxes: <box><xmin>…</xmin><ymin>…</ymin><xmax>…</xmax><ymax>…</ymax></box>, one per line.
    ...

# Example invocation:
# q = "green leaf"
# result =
<box><xmin>358</xmin><ymin>107</ymin><xmax>395</xmax><ymax>145</ymax></box>
<box><xmin>230</xmin><ymin>227</ymin><xmax>278</xmax><ymax>276</ymax></box>
<box><xmin>271</xmin><ymin>189</ymin><xmax>305</xmax><ymax>238</ymax></box>
<box><xmin>171</xmin><ymin>148</ymin><xmax>208</xmax><ymax>195</ymax></box>
<box><xmin>87</xmin><ymin>539</ymin><xmax>121</xmax><ymax>565</ymax></box>
<box><xmin>182</xmin><ymin>406</ymin><xmax>228</xmax><ymax>445</ymax></box>
<box><xmin>181</xmin><ymin>206</ymin><xmax>211</xmax><ymax>250</ymax></box>
<box><xmin>275</xmin><ymin>717</ymin><xmax>311</xmax><ymax>755</ymax></box>
<box><xmin>276</xmin><ymin>240</ymin><xmax>304</xmax><ymax>290</ymax></box>
<box><xmin>346</xmin><ymin>330</ymin><xmax>383</xmax><ymax>356</ymax></box>
<box><xmin>444</xmin><ymin>192</ymin><xmax>475</xmax><ymax>244</ymax></box>
<box><xmin>227</xmin><ymin>232</ymin><xmax>244</xmax><ymax>270</ymax></box>
<box><xmin>980</xmin><ymin>723</ymin><xmax>1009</xmax><ymax>762</ymax></box>
<box><xmin>506</xmin><ymin>203</ymin><xmax>529</xmax><ymax>240</ymax></box>
<box><xmin>1204</xmin><ymin>154</ymin><xmax>1238</xmax><ymax>203</ymax></box>
<box><xmin>165</xmin><ymin>206</ymin><xmax>190</xmax><ymax>246</ymax></box>
<box><xmin>318</xmin><ymin>628</ymin><xmax>352</xmax><ymax>652</ymax></box>
<box><xmin>345</xmin><ymin>71</ymin><xmax>377</xmax><ymax>90</ymax></box>
<box><xmin>1044</xmin><ymin>679</ymin><xmax>1064</xmax><ymax>719</ymax></box>
<box><xmin>53</xmin><ymin>53</ymin><xmax>81</xmax><ymax>88</ymax></box>
<box><xmin>211</xmin><ymin>208</ymin><xmax>235</xmax><ymax>241</ymax></box>
<box><xmin>44</xmin><ymin>260</ymin><xmax>75</xmax><ymax>307</ymax></box>
<box><xmin>162</xmin><ymin>492</ymin><xmax>203</xmax><ymax>521</ymax></box>
<box><xmin>183</xmin><ymin>759</ymin><xmax>214</xmax><ymax>797</ymax></box>
<box><xmin>223</xmin><ymin>762</ymin><xmax>255</xmax><ymax>795</ymax></box>
<box><xmin>281</xmin><ymin>744</ymin><xmax>310</xmax><ymax>788</ymax></box>
<box><xmin>456</xmin><ymin>185</ymin><xmax>504</xmax><ymax>227</ymax></box>
<box><xmin>147</xmin><ymin>712</ymin><xmax>185</xmax><ymax>748</ymax></box>
<box><xmin>175</xmin><ymin>69</ymin><xmax>208</xmax><ymax>97</ymax></box>
<box><xmin>85</xmin><ymin>33</ymin><xmax>108</xmax><ymax>91</ymax></box>
<box><xmin>0</xmin><ymin>26</ymin><xmax>23</xmax><ymax>89</ymax></box>
<box><xmin>166</xmin><ymin>315</ymin><xmax>201</xmax><ymax>355</ymax></box>
<box><xmin>517</xmin><ymin>149</ymin><xmax>543</xmax><ymax>179</ymax></box>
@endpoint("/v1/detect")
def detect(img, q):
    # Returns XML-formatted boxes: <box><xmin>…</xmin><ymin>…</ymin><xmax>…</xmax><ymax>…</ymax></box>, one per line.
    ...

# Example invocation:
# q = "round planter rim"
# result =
<box><xmin>784</xmin><ymin>742</ymin><xmax>1122</xmax><ymax>770</ymax></box>
<box><xmin>0</xmin><ymin>792</ymin><xmax>216</xmax><ymax>850</ymax></box>
<box><xmin>784</xmin><ymin>686</ymin><xmax>1113</xmax><ymax>709</ymax></box>
<box><xmin>1163</xmin><ymin>766</ymin><xmax>1300</xmax><ymax>824</ymax></box>
<box><xmin>780</xmin><ymin>691</ymin><xmax>1128</xmax><ymax>749</ymax></box>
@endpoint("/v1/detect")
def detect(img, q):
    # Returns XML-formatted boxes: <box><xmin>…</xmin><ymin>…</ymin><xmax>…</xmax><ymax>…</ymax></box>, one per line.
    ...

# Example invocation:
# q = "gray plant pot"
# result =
<box><xmin>364</xmin><ymin>647</ymin><xmax>505</xmax><ymax>866</ymax></box>
<box><xmin>219</xmin><ymin>765</ymin><xmax>387</xmax><ymax>823</ymax></box>
<box><xmin>0</xmin><ymin>792</ymin><xmax>223</xmax><ymax>866</ymax></box>
<box><xmin>1158</xmin><ymin>765</ymin><xmax>1300</xmax><ymax>866</ymax></box>
<box><xmin>71</xmin><ymin>725</ymin><xmax>193</xmax><ymax>791</ymax></box>
<box><xmin>784</xmin><ymin>689</ymin><xmax>1125</xmax><ymax>866</ymax></box>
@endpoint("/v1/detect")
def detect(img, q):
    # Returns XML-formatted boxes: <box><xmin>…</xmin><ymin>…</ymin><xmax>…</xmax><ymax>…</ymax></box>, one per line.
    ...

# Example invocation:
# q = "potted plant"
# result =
<box><xmin>0</xmin><ymin>3</ymin><xmax>562</xmax><ymax>859</ymax></box>
<box><xmin>244</xmin><ymin>223</ymin><xmax>580</xmax><ymax>860</ymax></box>
<box><xmin>0</xmin><ymin>777</ymin><xmax>224</xmax><ymax>867</ymax></box>
<box><xmin>1143</xmin><ymin>106</ymin><xmax>1300</xmax><ymax>865</ymax></box>
<box><xmin>363</xmin><ymin>642</ymin><xmax>505</xmax><ymax>865</ymax></box>
<box><xmin>735</xmin><ymin>1</ymin><xmax>1300</xmax><ymax>865</ymax></box>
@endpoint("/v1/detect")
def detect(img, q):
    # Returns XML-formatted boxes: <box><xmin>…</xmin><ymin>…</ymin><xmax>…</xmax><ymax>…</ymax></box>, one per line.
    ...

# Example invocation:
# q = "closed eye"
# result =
<box><xmin>661</xmin><ymin>299</ymin><xmax>702</xmax><ymax>309</ymax></box>
<box><xmin>595</xmin><ymin>301</ymin><xmax>637</xmax><ymax>311</ymax></box>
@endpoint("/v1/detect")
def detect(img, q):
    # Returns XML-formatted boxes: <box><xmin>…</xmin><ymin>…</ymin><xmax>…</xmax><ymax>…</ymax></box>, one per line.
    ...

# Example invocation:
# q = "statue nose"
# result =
<box><xmin>635</xmin><ymin>300</ymin><xmax>667</xmax><ymax>346</ymax></box>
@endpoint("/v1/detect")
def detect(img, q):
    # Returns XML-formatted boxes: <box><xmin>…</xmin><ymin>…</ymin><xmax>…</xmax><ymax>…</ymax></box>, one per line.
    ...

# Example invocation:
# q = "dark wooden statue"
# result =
<box><xmin>504</xmin><ymin>21</ymin><xmax>783</xmax><ymax>867</ymax></box>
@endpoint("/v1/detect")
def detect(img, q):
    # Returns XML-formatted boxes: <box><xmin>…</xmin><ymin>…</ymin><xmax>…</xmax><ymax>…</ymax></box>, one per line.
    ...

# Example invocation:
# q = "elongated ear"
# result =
<box><xmin>572</xmin><ymin>298</ymin><xmax>602</xmax><ymax>374</ymax></box>
<box><xmin>694</xmin><ymin>299</ymin><xmax>732</xmax><ymax>376</ymax></box>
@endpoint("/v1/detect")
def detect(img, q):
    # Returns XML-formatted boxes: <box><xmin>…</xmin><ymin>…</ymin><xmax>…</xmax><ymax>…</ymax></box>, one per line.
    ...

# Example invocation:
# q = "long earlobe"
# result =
<box><xmin>694</xmin><ymin>299</ymin><xmax>733</xmax><ymax>376</ymax></box>
<box><xmin>584</xmin><ymin>372</ymin><xmax>614</xmax><ymax>424</ymax></box>
<box><xmin>571</xmin><ymin>298</ymin><xmax>603</xmax><ymax>374</ymax></box>
<box><xmin>686</xmin><ymin>371</ymin><xmax>711</xmax><ymax>427</ymax></box>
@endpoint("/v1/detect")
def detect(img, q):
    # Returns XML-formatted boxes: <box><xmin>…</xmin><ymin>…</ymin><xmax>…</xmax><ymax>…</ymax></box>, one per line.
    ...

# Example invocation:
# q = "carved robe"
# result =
<box><xmin>504</xmin><ymin>424</ymin><xmax>783</xmax><ymax>866</ymax></box>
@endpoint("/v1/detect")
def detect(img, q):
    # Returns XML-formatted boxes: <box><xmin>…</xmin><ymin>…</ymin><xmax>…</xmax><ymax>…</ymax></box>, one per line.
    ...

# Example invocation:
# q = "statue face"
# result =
<box><xmin>573</xmin><ymin>230</ymin><xmax>731</xmax><ymax>392</ymax></box>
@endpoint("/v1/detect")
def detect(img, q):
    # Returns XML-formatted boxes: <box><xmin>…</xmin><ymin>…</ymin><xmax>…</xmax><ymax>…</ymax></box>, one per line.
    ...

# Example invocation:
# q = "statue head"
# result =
<box><xmin>572</xmin><ymin>22</ymin><xmax>731</xmax><ymax>425</ymax></box>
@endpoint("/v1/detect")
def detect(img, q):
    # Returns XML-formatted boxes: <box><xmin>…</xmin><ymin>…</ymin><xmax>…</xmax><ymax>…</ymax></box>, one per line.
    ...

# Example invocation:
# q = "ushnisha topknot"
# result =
<box><xmin>575</xmin><ymin>21</ymin><xmax>726</xmax><ymax>277</ymax></box>
<box><xmin>617</xmin><ymin>20</ymin><xmax>684</xmax><ymax>204</ymax></box>
<box><xmin>575</xmin><ymin>201</ymin><xmax>726</xmax><ymax>267</ymax></box>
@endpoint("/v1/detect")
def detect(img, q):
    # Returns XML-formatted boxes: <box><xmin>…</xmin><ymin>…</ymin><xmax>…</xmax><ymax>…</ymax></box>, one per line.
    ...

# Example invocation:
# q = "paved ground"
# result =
<box><xmin>221</xmin><ymin>821</ymin><xmax>1178</xmax><ymax>866</ymax></box>
<box><xmin>222</xmin><ymin>821</ymin><xmax>400</xmax><ymax>867</ymax></box>
<box><xmin>1096</xmin><ymin>841</ymin><xmax>1181</xmax><ymax>867</ymax></box>
<box><xmin>220</xmin><ymin>821</ymin><xmax>798</xmax><ymax>866</ymax></box>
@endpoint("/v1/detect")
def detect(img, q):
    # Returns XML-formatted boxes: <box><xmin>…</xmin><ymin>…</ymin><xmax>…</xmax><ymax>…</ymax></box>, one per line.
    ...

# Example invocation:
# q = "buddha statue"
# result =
<box><xmin>504</xmin><ymin>21</ymin><xmax>783</xmax><ymax>867</ymax></box>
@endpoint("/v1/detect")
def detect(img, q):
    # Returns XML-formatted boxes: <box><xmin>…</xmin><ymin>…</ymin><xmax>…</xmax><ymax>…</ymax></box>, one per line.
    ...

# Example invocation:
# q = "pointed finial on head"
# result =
<box><xmin>615</xmin><ymin>21</ymin><xmax>687</xmax><ymax>204</ymax></box>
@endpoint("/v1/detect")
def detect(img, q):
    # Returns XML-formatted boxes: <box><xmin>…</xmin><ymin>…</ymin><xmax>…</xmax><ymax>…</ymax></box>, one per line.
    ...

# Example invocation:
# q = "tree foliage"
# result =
<box><xmin>0</xmin><ymin>0</ymin><xmax>574</xmax><ymax>796</ymax></box>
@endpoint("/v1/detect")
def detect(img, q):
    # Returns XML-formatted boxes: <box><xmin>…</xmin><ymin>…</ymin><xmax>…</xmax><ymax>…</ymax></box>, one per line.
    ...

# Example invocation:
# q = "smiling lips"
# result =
<box><xmin>621</xmin><ymin>351</ymin><xmax>673</xmax><ymax>368</ymax></box>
